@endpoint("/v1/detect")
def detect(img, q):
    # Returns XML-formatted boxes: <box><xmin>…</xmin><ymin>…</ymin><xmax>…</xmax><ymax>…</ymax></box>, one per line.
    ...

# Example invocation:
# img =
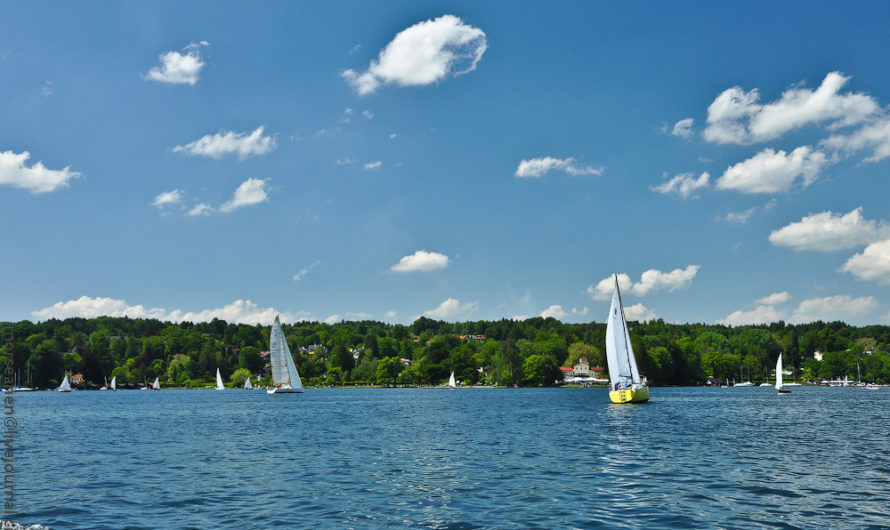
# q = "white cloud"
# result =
<box><xmin>515</xmin><ymin>156</ymin><xmax>603</xmax><ymax>178</ymax></box>
<box><xmin>363</xmin><ymin>110</ymin><xmax>374</xmax><ymax>119</ymax></box>
<box><xmin>40</xmin><ymin>80</ymin><xmax>53</xmax><ymax>97</ymax></box>
<box><xmin>32</xmin><ymin>296</ymin><xmax>299</xmax><ymax>325</ymax></box>
<box><xmin>152</xmin><ymin>189</ymin><xmax>185</xmax><ymax>209</ymax></box>
<box><xmin>364</xmin><ymin>161</ymin><xmax>382</xmax><ymax>170</ymax></box>
<box><xmin>421</xmin><ymin>298</ymin><xmax>479</xmax><ymax>320</ymax></box>
<box><xmin>219</xmin><ymin>177</ymin><xmax>270</xmax><ymax>213</ymax></box>
<box><xmin>651</xmin><ymin>171</ymin><xmax>710</xmax><ymax>199</ymax></box>
<box><xmin>703</xmin><ymin>71</ymin><xmax>879</xmax><ymax>144</ymax></box>
<box><xmin>755</xmin><ymin>292</ymin><xmax>792</xmax><ymax>306</ymax></box>
<box><xmin>789</xmin><ymin>295</ymin><xmax>878</xmax><ymax>324</ymax></box>
<box><xmin>822</xmin><ymin>115</ymin><xmax>890</xmax><ymax>162</ymax></box>
<box><xmin>143</xmin><ymin>41</ymin><xmax>209</xmax><ymax>85</ymax></box>
<box><xmin>343</xmin><ymin>14</ymin><xmax>486</xmax><ymax>95</ymax></box>
<box><xmin>841</xmin><ymin>239</ymin><xmax>890</xmax><ymax>284</ymax></box>
<box><xmin>385</xmin><ymin>310</ymin><xmax>397</xmax><ymax>320</ymax></box>
<box><xmin>293</xmin><ymin>260</ymin><xmax>321</xmax><ymax>282</ymax></box>
<box><xmin>324</xmin><ymin>314</ymin><xmax>342</xmax><ymax>325</ymax></box>
<box><xmin>391</xmin><ymin>250</ymin><xmax>451</xmax><ymax>272</ymax></box>
<box><xmin>539</xmin><ymin>305</ymin><xmax>589</xmax><ymax>320</ymax></box>
<box><xmin>336</xmin><ymin>157</ymin><xmax>357</xmax><ymax>165</ymax></box>
<box><xmin>715</xmin><ymin>146</ymin><xmax>828</xmax><ymax>194</ymax></box>
<box><xmin>389</xmin><ymin>133</ymin><xmax>398</xmax><ymax>140</ymax></box>
<box><xmin>769</xmin><ymin>207</ymin><xmax>890</xmax><ymax>251</ymax></box>
<box><xmin>720</xmin><ymin>305</ymin><xmax>786</xmax><ymax>326</ymax></box>
<box><xmin>0</xmin><ymin>149</ymin><xmax>80</xmax><ymax>193</ymax></box>
<box><xmin>588</xmin><ymin>266</ymin><xmax>700</xmax><ymax>301</ymax></box>
<box><xmin>187</xmin><ymin>203</ymin><xmax>213</xmax><ymax>216</ymax></box>
<box><xmin>173</xmin><ymin>126</ymin><xmax>276</xmax><ymax>160</ymax></box>
<box><xmin>671</xmin><ymin>118</ymin><xmax>694</xmax><ymax>139</ymax></box>
<box><xmin>722</xmin><ymin>207</ymin><xmax>757</xmax><ymax>224</ymax></box>
<box><xmin>623</xmin><ymin>303</ymin><xmax>657</xmax><ymax>322</ymax></box>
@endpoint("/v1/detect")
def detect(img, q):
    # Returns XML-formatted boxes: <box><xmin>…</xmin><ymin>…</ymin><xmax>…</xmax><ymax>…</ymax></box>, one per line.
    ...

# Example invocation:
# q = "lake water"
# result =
<box><xmin>8</xmin><ymin>386</ymin><xmax>890</xmax><ymax>528</ymax></box>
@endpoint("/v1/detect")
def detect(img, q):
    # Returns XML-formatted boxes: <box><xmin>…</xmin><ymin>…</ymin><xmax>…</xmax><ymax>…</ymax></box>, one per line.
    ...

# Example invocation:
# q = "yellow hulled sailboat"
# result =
<box><xmin>605</xmin><ymin>275</ymin><xmax>650</xmax><ymax>404</ymax></box>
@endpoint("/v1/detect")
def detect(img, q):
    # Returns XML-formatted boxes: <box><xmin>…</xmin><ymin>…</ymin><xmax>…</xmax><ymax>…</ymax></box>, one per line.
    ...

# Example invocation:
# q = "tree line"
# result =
<box><xmin>2</xmin><ymin>315</ymin><xmax>890</xmax><ymax>389</ymax></box>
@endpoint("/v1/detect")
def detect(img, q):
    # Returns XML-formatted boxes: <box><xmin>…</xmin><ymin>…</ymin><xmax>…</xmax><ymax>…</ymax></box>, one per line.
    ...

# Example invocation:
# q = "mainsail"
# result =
<box><xmin>605</xmin><ymin>276</ymin><xmax>641</xmax><ymax>387</ymax></box>
<box><xmin>110</xmin><ymin>376</ymin><xmax>116</xmax><ymax>391</ymax></box>
<box><xmin>57</xmin><ymin>373</ymin><xmax>72</xmax><ymax>392</ymax></box>
<box><xmin>269</xmin><ymin>315</ymin><xmax>303</xmax><ymax>391</ymax></box>
<box><xmin>775</xmin><ymin>354</ymin><xmax>783</xmax><ymax>390</ymax></box>
<box><xmin>152</xmin><ymin>377</ymin><xmax>160</xmax><ymax>390</ymax></box>
<box><xmin>216</xmin><ymin>368</ymin><xmax>224</xmax><ymax>390</ymax></box>
<box><xmin>244</xmin><ymin>376</ymin><xmax>253</xmax><ymax>389</ymax></box>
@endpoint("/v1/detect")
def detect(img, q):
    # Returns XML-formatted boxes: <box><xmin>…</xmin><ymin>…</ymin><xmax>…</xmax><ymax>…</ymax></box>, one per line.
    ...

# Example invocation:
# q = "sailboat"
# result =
<box><xmin>110</xmin><ymin>376</ymin><xmax>117</xmax><ymax>391</ymax></box>
<box><xmin>776</xmin><ymin>354</ymin><xmax>791</xmax><ymax>394</ymax></box>
<box><xmin>448</xmin><ymin>372</ymin><xmax>457</xmax><ymax>389</ymax></box>
<box><xmin>100</xmin><ymin>376</ymin><xmax>109</xmax><ymax>391</ymax></box>
<box><xmin>57</xmin><ymin>373</ymin><xmax>72</xmax><ymax>392</ymax></box>
<box><xmin>605</xmin><ymin>275</ymin><xmax>649</xmax><ymax>404</ymax></box>
<box><xmin>244</xmin><ymin>376</ymin><xmax>253</xmax><ymax>389</ymax></box>
<box><xmin>267</xmin><ymin>315</ymin><xmax>303</xmax><ymax>394</ymax></box>
<box><xmin>215</xmin><ymin>368</ymin><xmax>225</xmax><ymax>390</ymax></box>
<box><xmin>152</xmin><ymin>377</ymin><xmax>160</xmax><ymax>390</ymax></box>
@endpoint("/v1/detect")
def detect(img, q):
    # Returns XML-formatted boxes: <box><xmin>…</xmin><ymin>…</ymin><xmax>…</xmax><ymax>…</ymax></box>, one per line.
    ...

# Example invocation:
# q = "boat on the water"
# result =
<box><xmin>267</xmin><ymin>315</ymin><xmax>304</xmax><ymax>394</ymax></box>
<box><xmin>152</xmin><ymin>377</ymin><xmax>160</xmax><ymax>390</ymax></box>
<box><xmin>57</xmin><ymin>373</ymin><xmax>72</xmax><ymax>393</ymax></box>
<box><xmin>734</xmin><ymin>381</ymin><xmax>754</xmax><ymax>387</ymax></box>
<box><xmin>448</xmin><ymin>372</ymin><xmax>457</xmax><ymax>389</ymax></box>
<box><xmin>110</xmin><ymin>376</ymin><xmax>117</xmax><ymax>391</ymax></box>
<box><xmin>244</xmin><ymin>376</ymin><xmax>253</xmax><ymax>389</ymax></box>
<box><xmin>604</xmin><ymin>275</ymin><xmax>649</xmax><ymax>404</ymax></box>
<box><xmin>776</xmin><ymin>354</ymin><xmax>791</xmax><ymax>394</ymax></box>
<box><xmin>215</xmin><ymin>368</ymin><xmax>224</xmax><ymax>390</ymax></box>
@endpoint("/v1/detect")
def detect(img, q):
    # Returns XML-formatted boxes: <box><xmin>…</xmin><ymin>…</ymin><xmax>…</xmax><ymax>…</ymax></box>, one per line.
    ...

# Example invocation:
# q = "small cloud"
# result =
<box><xmin>789</xmin><ymin>295</ymin><xmax>878</xmax><ymax>324</ymax></box>
<box><xmin>715</xmin><ymin>146</ymin><xmax>828</xmax><ymax>194</ymax></box>
<box><xmin>721</xmin><ymin>207</ymin><xmax>757</xmax><ymax>224</ymax></box>
<box><xmin>389</xmin><ymin>133</ymin><xmax>398</xmax><ymax>140</ymax></box>
<box><xmin>755</xmin><ymin>292</ymin><xmax>792</xmax><ymax>306</ymax></box>
<box><xmin>0</xmin><ymin>149</ymin><xmax>80</xmax><ymax>194</ymax></box>
<box><xmin>539</xmin><ymin>305</ymin><xmax>589</xmax><ymax>320</ymax></box>
<box><xmin>391</xmin><ymin>250</ymin><xmax>450</xmax><ymax>272</ymax></box>
<box><xmin>173</xmin><ymin>126</ymin><xmax>276</xmax><ymax>160</ymax></box>
<box><xmin>187</xmin><ymin>203</ymin><xmax>212</xmax><ymax>217</ymax></box>
<box><xmin>336</xmin><ymin>157</ymin><xmax>357</xmax><ymax>165</ymax></box>
<box><xmin>219</xmin><ymin>177</ymin><xmax>270</xmax><ymax>213</ymax></box>
<box><xmin>292</xmin><ymin>260</ymin><xmax>321</xmax><ymax>282</ymax></box>
<box><xmin>421</xmin><ymin>298</ymin><xmax>478</xmax><ymax>320</ymax></box>
<box><xmin>142</xmin><ymin>41</ymin><xmax>209</xmax><ymax>85</ymax></box>
<box><xmin>40</xmin><ymin>80</ymin><xmax>53</xmax><ymax>97</ymax></box>
<box><xmin>385</xmin><ymin>310</ymin><xmax>397</xmax><ymax>320</ymax></box>
<box><xmin>515</xmin><ymin>156</ymin><xmax>603</xmax><ymax>178</ymax></box>
<box><xmin>588</xmin><ymin>266</ymin><xmax>700</xmax><ymax>300</ymax></box>
<box><xmin>623</xmin><ymin>303</ymin><xmax>657</xmax><ymax>322</ymax></box>
<box><xmin>364</xmin><ymin>161</ymin><xmax>382</xmax><ymax>170</ymax></box>
<box><xmin>363</xmin><ymin>110</ymin><xmax>374</xmax><ymax>119</ymax></box>
<box><xmin>841</xmin><ymin>238</ymin><xmax>890</xmax><ymax>284</ymax></box>
<box><xmin>651</xmin><ymin>171</ymin><xmax>710</xmax><ymax>199</ymax></box>
<box><xmin>343</xmin><ymin>14</ymin><xmax>487</xmax><ymax>95</ymax></box>
<box><xmin>324</xmin><ymin>314</ymin><xmax>342</xmax><ymax>325</ymax></box>
<box><xmin>671</xmin><ymin>118</ymin><xmax>694</xmax><ymax>139</ymax></box>
<box><xmin>348</xmin><ymin>44</ymin><xmax>362</xmax><ymax>55</ymax></box>
<box><xmin>769</xmin><ymin>207</ymin><xmax>890</xmax><ymax>251</ymax></box>
<box><xmin>720</xmin><ymin>305</ymin><xmax>786</xmax><ymax>326</ymax></box>
<box><xmin>152</xmin><ymin>189</ymin><xmax>185</xmax><ymax>209</ymax></box>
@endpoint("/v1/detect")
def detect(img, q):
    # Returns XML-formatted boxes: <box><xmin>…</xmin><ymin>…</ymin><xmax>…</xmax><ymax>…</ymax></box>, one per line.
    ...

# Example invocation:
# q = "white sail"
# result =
<box><xmin>110</xmin><ymin>376</ymin><xmax>116</xmax><ymax>391</ymax></box>
<box><xmin>216</xmin><ymin>368</ymin><xmax>224</xmax><ymax>390</ymax></box>
<box><xmin>244</xmin><ymin>376</ymin><xmax>253</xmax><ymax>389</ymax></box>
<box><xmin>267</xmin><ymin>315</ymin><xmax>303</xmax><ymax>393</ymax></box>
<box><xmin>605</xmin><ymin>277</ymin><xmax>641</xmax><ymax>388</ymax></box>
<box><xmin>57</xmin><ymin>373</ymin><xmax>72</xmax><ymax>392</ymax></box>
<box><xmin>775</xmin><ymin>354</ymin><xmax>783</xmax><ymax>390</ymax></box>
<box><xmin>448</xmin><ymin>372</ymin><xmax>456</xmax><ymax>388</ymax></box>
<box><xmin>152</xmin><ymin>377</ymin><xmax>160</xmax><ymax>390</ymax></box>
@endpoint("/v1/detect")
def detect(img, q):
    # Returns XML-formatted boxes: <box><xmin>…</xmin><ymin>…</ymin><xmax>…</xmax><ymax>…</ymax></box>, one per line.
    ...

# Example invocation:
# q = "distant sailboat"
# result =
<box><xmin>215</xmin><ymin>368</ymin><xmax>224</xmax><ymax>390</ymax></box>
<box><xmin>244</xmin><ymin>376</ymin><xmax>253</xmax><ymax>389</ymax></box>
<box><xmin>605</xmin><ymin>275</ymin><xmax>650</xmax><ymax>404</ymax></box>
<box><xmin>110</xmin><ymin>376</ymin><xmax>117</xmax><ymax>391</ymax></box>
<box><xmin>448</xmin><ymin>372</ymin><xmax>457</xmax><ymax>389</ymax></box>
<box><xmin>100</xmin><ymin>376</ymin><xmax>109</xmax><ymax>391</ymax></box>
<box><xmin>152</xmin><ymin>377</ymin><xmax>160</xmax><ymax>390</ymax></box>
<box><xmin>57</xmin><ymin>373</ymin><xmax>72</xmax><ymax>393</ymax></box>
<box><xmin>776</xmin><ymin>354</ymin><xmax>791</xmax><ymax>394</ymax></box>
<box><xmin>267</xmin><ymin>315</ymin><xmax>303</xmax><ymax>394</ymax></box>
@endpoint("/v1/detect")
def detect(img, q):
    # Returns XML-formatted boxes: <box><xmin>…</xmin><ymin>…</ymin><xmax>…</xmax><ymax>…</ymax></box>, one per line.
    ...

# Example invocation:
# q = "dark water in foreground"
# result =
<box><xmin>9</xmin><ymin>386</ymin><xmax>890</xmax><ymax>528</ymax></box>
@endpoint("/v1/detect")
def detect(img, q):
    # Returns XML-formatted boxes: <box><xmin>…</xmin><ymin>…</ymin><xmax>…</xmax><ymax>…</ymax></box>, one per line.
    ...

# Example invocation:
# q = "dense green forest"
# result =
<box><xmin>3</xmin><ymin>316</ymin><xmax>890</xmax><ymax>389</ymax></box>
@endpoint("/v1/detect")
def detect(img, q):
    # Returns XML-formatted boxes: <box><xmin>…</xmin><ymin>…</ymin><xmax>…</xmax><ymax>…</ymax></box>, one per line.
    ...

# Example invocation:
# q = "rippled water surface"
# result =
<box><xmin>11</xmin><ymin>386</ymin><xmax>890</xmax><ymax>528</ymax></box>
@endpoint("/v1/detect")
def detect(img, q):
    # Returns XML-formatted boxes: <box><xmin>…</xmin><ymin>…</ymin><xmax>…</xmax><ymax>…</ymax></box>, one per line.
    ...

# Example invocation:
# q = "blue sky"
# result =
<box><xmin>3</xmin><ymin>1</ymin><xmax>890</xmax><ymax>326</ymax></box>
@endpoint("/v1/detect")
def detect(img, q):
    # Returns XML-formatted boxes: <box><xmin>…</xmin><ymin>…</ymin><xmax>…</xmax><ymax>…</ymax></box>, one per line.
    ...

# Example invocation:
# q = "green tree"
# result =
<box><xmin>230</xmin><ymin>367</ymin><xmax>251</xmax><ymax>386</ymax></box>
<box><xmin>522</xmin><ymin>354</ymin><xmax>558</xmax><ymax>386</ymax></box>
<box><xmin>375</xmin><ymin>357</ymin><xmax>401</xmax><ymax>385</ymax></box>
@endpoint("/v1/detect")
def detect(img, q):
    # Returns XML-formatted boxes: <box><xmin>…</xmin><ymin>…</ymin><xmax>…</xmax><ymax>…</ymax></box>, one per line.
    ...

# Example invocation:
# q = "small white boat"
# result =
<box><xmin>57</xmin><ymin>373</ymin><xmax>72</xmax><ymax>393</ymax></box>
<box><xmin>110</xmin><ymin>376</ymin><xmax>117</xmax><ymax>391</ymax></box>
<box><xmin>152</xmin><ymin>377</ymin><xmax>161</xmax><ymax>390</ymax></box>
<box><xmin>734</xmin><ymin>381</ymin><xmax>754</xmax><ymax>387</ymax></box>
<box><xmin>215</xmin><ymin>368</ymin><xmax>225</xmax><ymax>390</ymax></box>
<box><xmin>267</xmin><ymin>316</ymin><xmax>304</xmax><ymax>394</ymax></box>
<box><xmin>759</xmin><ymin>383</ymin><xmax>772</xmax><ymax>387</ymax></box>
<box><xmin>448</xmin><ymin>372</ymin><xmax>457</xmax><ymax>389</ymax></box>
<box><xmin>866</xmin><ymin>383</ymin><xmax>881</xmax><ymax>390</ymax></box>
<box><xmin>244</xmin><ymin>376</ymin><xmax>253</xmax><ymax>389</ymax></box>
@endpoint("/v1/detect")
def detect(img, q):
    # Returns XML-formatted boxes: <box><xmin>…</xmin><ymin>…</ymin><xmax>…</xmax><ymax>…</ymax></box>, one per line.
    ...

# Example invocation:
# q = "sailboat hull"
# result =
<box><xmin>609</xmin><ymin>386</ymin><xmax>650</xmax><ymax>404</ymax></box>
<box><xmin>267</xmin><ymin>387</ymin><xmax>303</xmax><ymax>394</ymax></box>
